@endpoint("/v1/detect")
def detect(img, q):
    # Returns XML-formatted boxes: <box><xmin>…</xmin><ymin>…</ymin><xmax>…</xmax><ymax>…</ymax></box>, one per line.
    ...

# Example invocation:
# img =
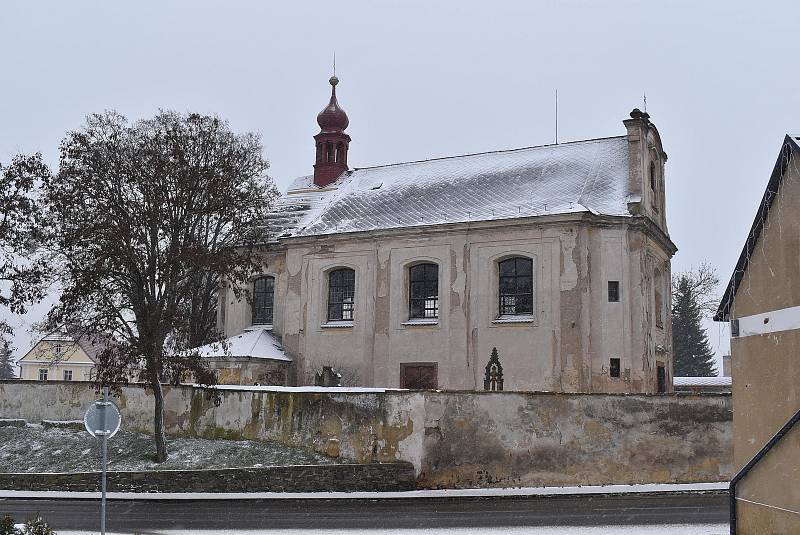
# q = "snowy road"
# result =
<box><xmin>0</xmin><ymin>493</ymin><xmax>728</xmax><ymax>533</ymax></box>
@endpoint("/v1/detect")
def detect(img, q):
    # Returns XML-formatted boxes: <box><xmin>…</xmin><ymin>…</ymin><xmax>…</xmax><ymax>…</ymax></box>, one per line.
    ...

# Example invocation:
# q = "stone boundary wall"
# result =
<box><xmin>0</xmin><ymin>463</ymin><xmax>415</xmax><ymax>492</ymax></box>
<box><xmin>0</xmin><ymin>381</ymin><xmax>733</xmax><ymax>489</ymax></box>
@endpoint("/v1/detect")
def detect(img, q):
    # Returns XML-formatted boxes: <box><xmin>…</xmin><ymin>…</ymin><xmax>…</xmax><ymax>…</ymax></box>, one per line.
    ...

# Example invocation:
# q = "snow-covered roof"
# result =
<box><xmin>673</xmin><ymin>376</ymin><xmax>732</xmax><ymax>387</ymax></box>
<box><xmin>194</xmin><ymin>327</ymin><xmax>291</xmax><ymax>362</ymax></box>
<box><xmin>264</xmin><ymin>136</ymin><xmax>631</xmax><ymax>240</ymax></box>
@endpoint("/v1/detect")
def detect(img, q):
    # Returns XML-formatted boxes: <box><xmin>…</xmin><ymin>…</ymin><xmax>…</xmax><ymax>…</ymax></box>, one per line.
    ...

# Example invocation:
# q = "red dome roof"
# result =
<box><xmin>317</xmin><ymin>76</ymin><xmax>349</xmax><ymax>132</ymax></box>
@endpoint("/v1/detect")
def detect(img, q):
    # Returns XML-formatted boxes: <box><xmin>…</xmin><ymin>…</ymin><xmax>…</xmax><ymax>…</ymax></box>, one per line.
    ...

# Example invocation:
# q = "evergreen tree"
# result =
<box><xmin>0</xmin><ymin>343</ymin><xmax>15</xmax><ymax>380</ymax></box>
<box><xmin>672</xmin><ymin>274</ymin><xmax>718</xmax><ymax>376</ymax></box>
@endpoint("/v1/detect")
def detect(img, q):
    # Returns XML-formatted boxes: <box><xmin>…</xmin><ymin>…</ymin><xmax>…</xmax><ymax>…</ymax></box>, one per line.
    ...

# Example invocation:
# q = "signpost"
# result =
<box><xmin>84</xmin><ymin>387</ymin><xmax>121</xmax><ymax>535</ymax></box>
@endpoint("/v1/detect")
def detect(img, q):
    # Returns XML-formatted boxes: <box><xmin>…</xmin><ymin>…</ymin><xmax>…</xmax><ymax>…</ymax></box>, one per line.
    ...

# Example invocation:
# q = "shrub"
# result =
<box><xmin>0</xmin><ymin>514</ymin><xmax>19</xmax><ymax>535</ymax></box>
<box><xmin>21</xmin><ymin>517</ymin><xmax>54</xmax><ymax>535</ymax></box>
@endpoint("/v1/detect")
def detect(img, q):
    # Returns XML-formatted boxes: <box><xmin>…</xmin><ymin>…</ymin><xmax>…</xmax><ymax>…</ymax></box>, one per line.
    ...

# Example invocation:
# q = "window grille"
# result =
<box><xmin>328</xmin><ymin>268</ymin><xmax>355</xmax><ymax>321</ymax></box>
<box><xmin>409</xmin><ymin>263</ymin><xmax>439</xmax><ymax>319</ymax></box>
<box><xmin>252</xmin><ymin>276</ymin><xmax>275</xmax><ymax>325</ymax></box>
<box><xmin>498</xmin><ymin>257</ymin><xmax>533</xmax><ymax>316</ymax></box>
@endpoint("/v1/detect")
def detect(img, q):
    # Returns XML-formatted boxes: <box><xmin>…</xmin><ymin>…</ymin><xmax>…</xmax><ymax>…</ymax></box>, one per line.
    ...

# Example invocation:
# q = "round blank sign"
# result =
<box><xmin>84</xmin><ymin>399</ymin><xmax>122</xmax><ymax>439</ymax></box>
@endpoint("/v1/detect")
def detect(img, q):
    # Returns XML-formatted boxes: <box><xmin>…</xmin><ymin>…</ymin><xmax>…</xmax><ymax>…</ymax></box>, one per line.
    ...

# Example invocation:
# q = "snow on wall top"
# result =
<box><xmin>265</xmin><ymin>136</ymin><xmax>631</xmax><ymax>240</ymax></box>
<box><xmin>673</xmin><ymin>376</ymin><xmax>732</xmax><ymax>387</ymax></box>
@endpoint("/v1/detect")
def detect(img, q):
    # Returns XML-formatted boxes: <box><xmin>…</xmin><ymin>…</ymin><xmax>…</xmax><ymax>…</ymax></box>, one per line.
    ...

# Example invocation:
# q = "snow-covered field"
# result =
<box><xmin>0</xmin><ymin>426</ymin><xmax>341</xmax><ymax>472</ymax></box>
<box><xmin>59</xmin><ymin>526</ymin><xmax>729</xmax><ymax>535</ymax></box>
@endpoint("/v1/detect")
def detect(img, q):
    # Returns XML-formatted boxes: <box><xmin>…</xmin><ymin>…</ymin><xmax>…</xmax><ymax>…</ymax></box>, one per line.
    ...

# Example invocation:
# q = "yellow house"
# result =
<box><xmin>17</xmin><ymin>331</ymin><xmax>103</xmax><ymax>382</ymax></box>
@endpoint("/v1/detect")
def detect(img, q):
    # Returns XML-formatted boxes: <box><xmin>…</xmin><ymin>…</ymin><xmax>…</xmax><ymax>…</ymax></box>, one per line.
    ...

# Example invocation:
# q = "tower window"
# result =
<box><xmin>608</xmin><ymin>281</ymin><xmax>620</xmax><ymax>302</ymax></box>
<box><xmin>409</xmin><ymin>263</ymin><xmax>439</xmax><ymax>319</ymax></box>
<box><xmin>498</xmin><ymin>257</ymin><xmax>533</xmax><ymax>316</ymax></box>
<box><xmin>328</xmin><ymin>268</ymin><xmax>355</xmax><ymax>321</ymax></box>
<box><xmin>326</xmin><ymin>142</ymin><xmax>334</xmax><ymax>164</ymax></box>
<box><xmin>252</xmin><ymin>276</ymin><xmax>275</xmax><ymax>325</ymax></box>
<box><xmin>610</xmin><ymin>358</ymin><xmax>621</xmax><ymax>378</ymax></box>
<box><xmin>654</xmin><ymin>268</ymin><xmax>664</xmax><ymax>328</ymax></box>
<box><xmin>649</xmin><ymin>161</ymin><xmax>656</xmax><ymax>191</ymax></box>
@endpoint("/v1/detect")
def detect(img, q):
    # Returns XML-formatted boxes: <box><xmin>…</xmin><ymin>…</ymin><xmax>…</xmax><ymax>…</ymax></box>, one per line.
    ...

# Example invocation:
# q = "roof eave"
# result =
<box><xmin>715</xmin><ymin>135</ymin><xmax>800</xmax><ymax>322</ymax></box>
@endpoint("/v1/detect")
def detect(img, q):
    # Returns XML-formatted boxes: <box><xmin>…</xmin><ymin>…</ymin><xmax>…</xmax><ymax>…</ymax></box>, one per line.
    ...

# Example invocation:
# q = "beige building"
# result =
<box><xmin>716</xmin><ymin>134</ymin><xmax>800</xmax><ymax>533</ymax></box>
<box><xmin>17</xmin><ymin>331</ymin><xmax>103</xmax><ymax>382</ymax></box>
<box><xmin>219</xmin><ymin>77</ymin><xmax>676</xmax><ymax>393</ymax></box>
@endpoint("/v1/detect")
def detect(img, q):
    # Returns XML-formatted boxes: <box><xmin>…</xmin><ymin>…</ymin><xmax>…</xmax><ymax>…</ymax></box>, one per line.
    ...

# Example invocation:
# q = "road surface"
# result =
<box><xmin>0</xmin><ymin>492</ymin><xmax>728</xmax><ymax>533</ymax></box>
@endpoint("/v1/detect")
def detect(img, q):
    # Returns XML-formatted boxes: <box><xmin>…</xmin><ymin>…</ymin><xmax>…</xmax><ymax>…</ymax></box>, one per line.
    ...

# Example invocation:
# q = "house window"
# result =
<box><xmin>252</xmin><ymin>276</ymin><xmax>275</xmax><ymax>325</ymax></box>
<box><xmin>610</xmin><ymin>358</ymin><xmax>621</xmax><ymax>378</ymax></box>
<box><xmin>608</xmin><ymin>281</ymin><xmax>620</xmax><ymax>302</ymax></box>
<box><xmin>63</xmin><ymin>370</ymin><xmax>73</xmax><ymax>381</ymax></box>
<box><xmin>654</xmin><ymin>268</ymin><xmax>664</xmax><ymax>328</ymax></box>
<box><xmin>38</xmin><ymin>368</ymin><xmax>48</xmax><ymax>381</ymax></box>
<box><xmin>498</xmin><ymin>257</ymin><xmax>533</xmax><ymax>316</ymax></box>
<box><xmin>409</xmin><ymin>263</ymin><xmax>439</xmax><ymax>319</ymax></box>
<box><xmin>54</xmin><ymin>344</ymin><xmax>62</xmax><ymax>356</ymax></box>
<box><xmin>328</xmin><ymin>268</ymin><xmax>355</xmax><ymax>321</ymax></box>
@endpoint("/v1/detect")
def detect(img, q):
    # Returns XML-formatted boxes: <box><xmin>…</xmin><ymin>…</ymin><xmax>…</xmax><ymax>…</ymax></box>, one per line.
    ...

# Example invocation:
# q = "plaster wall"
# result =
<box><xmin>727</xmin><ymin>149</ymin><xmax>800</xmax><ymax>532</ymax></box>
<box><xmin>0</xmin><ymin>382</ymin><xmax>731</xmax><ymax>489</ymax></box>
<box><xmin>222</xmin><ymin>217</ymin><xmax>672</xmax><ymax>393</ymax></box>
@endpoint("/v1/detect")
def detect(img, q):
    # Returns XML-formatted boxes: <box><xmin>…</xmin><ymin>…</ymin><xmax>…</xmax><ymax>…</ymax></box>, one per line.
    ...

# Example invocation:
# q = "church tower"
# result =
<box><xmin>313</xmin><ymin>76</ymin><xmax>351</xmax><ymax>187</ymax></box>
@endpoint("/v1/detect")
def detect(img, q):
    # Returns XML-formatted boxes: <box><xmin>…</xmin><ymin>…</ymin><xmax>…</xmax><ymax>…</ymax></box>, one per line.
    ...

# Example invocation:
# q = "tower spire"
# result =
<box><xmin>313</xmin><ymin>75</ymin><xmax>351</xmax><ymax>187</ymax></box>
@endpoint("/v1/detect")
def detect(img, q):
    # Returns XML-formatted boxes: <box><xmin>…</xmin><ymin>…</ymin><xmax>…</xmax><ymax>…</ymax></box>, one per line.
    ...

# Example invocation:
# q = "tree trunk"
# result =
<box><xmin>151</xmin><ymin>379</ymin><xmax>168</xmax><ymax>463</ymax></box>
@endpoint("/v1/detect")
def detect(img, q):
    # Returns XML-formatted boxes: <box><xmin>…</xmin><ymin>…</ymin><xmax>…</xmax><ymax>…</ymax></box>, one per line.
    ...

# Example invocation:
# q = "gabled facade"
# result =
<box><xmin>218</xmin><ymin>77</ymin><xmax>676</xmax><ymax>393</ymax></box>
<box><xmin>715</xmin><ymin>134</ymin><xmax>800</xmax><ymax>533</ymax></box>
<box><xmin>17</xmin><ymin>332</ymin><xmax>99</xmax><ymax>382</ymax></box>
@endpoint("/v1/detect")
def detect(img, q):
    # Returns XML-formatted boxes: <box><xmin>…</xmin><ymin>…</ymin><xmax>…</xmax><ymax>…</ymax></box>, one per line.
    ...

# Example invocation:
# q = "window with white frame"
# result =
<box><xmin>38</xmin><ymin>368</ymin><xmax>48</xmax><ymax>381</ymax></box>
<box><xmin>63</xmin><ymin>370</ymin><xmax>72</xmax><ymax>381</ymax></box>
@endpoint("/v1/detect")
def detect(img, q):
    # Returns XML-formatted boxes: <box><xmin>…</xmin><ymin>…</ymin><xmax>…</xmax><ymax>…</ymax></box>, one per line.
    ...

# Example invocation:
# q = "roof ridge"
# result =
<box><xmin>351</xmin><ymin>135</ymin><xmax>627</xmax><ymax>172</ymax></box>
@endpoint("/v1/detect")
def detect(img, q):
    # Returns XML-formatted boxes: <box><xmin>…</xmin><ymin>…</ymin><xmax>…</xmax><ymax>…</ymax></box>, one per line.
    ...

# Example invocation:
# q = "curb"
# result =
<box><xmin>0</xmin><ymin>482</ymin><xmax>729</xmax><ymax>501</ymax></box>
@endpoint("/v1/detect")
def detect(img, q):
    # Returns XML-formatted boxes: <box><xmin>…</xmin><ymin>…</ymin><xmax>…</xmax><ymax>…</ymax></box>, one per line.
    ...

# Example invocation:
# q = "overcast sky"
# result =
<box><xmin>2</xmin><ymin>1</ymin><xmax>799</xmax><ymax>371</ymax></box>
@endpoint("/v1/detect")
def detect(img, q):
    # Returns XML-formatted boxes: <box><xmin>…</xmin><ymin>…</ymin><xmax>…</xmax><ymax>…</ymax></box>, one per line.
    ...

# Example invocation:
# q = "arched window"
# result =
<box><xmin>499</xmin><ymin>257</ymin><xmax>533</xmax><ymax>316</ymax></box>
<box><xmin>649</xmin><ymin>161</ymin><xmax>656</xmax><ymax>191</ymax></box>
<box><xmin>654</xmin><ymin>268</ymin><xmax>664</xmax><ymax>328</ymax></box>
<box><xmin>409</xmin><ymin>263</ymin><xmax>439</xmax><ymax>319</ymax></box>
<box><xmin>328</xmin><ymin>268</ymin><xmax>355</xmax><ymax>321</ymax></box>
<box><xmin>326</xmin><ymin>142</ymin><xmax>334</xmax><ymax>164</ymax></box>
<box><xmin>335</xmin><ymin>142</ymin><xmax>344</xmax><ymax>163</ymax></box>
<box><xmin>252</xmin><ymin>276</ymin><xmax>275</xmax><ymax>325</ymax></box>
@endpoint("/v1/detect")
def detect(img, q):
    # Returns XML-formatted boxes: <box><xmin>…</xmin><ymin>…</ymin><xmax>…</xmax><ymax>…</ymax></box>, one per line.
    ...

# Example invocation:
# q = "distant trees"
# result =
<box><xmin>0</xmin><ymin>154</ymin><xmax>51</xmax><ymax>348</ymax></box>
<box><xmin>41</xmin><ymin>110</ymin><xmax>277</xmax><ymax>462</ymax></box>
<box><xmin>0</xmin><ymin>343</ymin><xmax>15</xmax><ymax>379</ymax></box>
<box><xmin>672</xmin><ymin>263</ymin><xmax>719</xmax><ymax>377</ymax></box>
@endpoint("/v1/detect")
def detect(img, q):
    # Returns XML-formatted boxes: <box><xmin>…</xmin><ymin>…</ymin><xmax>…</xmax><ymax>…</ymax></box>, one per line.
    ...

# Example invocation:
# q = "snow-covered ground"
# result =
<box><xmin>0</xmin><ymin>426</ymin><xmax>341</xmax><ymax>472</ymax></box>
<box><xmin>58</xmin><ymin>526</ymin><xmax>729</xmax><ymax>535</ymax></box>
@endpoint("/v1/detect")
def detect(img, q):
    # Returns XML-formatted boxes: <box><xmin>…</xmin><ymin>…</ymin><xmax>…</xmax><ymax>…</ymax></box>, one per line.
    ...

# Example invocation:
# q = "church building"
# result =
<box><xmin>212</xmin><ymin>76</ymin><xmax>676</xmax><ymax>393</ymax></box>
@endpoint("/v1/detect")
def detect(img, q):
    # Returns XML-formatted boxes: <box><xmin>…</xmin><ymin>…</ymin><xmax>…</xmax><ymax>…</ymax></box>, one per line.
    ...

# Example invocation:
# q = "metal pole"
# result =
<box><xmin>101</xmin><ymin>386</ymin><xmax>108</xmax><ymax>535</ymax></box>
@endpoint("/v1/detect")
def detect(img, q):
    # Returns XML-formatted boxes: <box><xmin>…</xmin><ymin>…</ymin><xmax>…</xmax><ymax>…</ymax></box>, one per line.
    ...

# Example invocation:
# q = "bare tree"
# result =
<box><xmin>42</xmin><ymin>110</ymin><xmax>277</xmax><ymax>462</ymax></box>
<box><xmin>671</xmin><ymin>261</ymin><xmax>720</xmax><ymax>318</ymax></box>
<box><xmin>0</xmin><ymin>154</ymin><xmax>50</xmax><ymax>346</ymax></box>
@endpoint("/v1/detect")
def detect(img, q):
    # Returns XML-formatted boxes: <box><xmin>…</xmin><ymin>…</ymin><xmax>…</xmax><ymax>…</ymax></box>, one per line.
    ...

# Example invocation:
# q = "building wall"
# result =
<box><xmin>205</xmin><ymin>358</ymin><xmax>289</xmax><ymax>386</ymax></box>
<box><xmin>0</xmin><ymin>382</ymin><xmax>732</xmax><ymax>489</ymax></box>
<box><xmin>18</xmin><ymin>340</ymin><xmax>95</xmax><ymax>382</ymax></box>
<box><xmin>727</xmin><ymin>145</ymin><xmax>800</xmax><ymax>532</ymax></box>
<box><xmin>221</xmin><ymin>216</ymin><xmax>673</xmax><ymax>393</ymax></box>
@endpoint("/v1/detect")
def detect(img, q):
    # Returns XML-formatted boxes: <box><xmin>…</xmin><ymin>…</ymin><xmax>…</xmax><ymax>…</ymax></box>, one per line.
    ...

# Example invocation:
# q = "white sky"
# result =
<box><xmin>2</xmin><ymin>1</ymin><xmax>800</xmax><ymax>372</ymax></box>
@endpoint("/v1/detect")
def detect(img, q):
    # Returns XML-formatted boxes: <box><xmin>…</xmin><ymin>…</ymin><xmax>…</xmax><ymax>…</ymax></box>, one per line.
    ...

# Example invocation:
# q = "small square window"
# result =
<box><xmin>38</xmin><ymin>369</ymin><xmax>48</xmax><ymax>381</ymax></box>
<box><xmin>63</xmin><ymin>370</ymin><xmax>72</xmax><ymax>381</ymax></box>
<box><xmin>610</xmin><ymin>358</ymin><xmax>621</xmax><ymax>378</ymax></box>
<box><xmin>608</xmin><ymin>281</ymin><xmax>620</xmax><ymax>302</ymax></box>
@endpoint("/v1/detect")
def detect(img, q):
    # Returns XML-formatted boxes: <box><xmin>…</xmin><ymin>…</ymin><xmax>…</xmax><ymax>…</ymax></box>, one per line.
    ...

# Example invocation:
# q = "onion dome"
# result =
<box><xmin>317</xmin><ymin>76</ymin><xmax>349</xmax><ymax>132</ymax></box>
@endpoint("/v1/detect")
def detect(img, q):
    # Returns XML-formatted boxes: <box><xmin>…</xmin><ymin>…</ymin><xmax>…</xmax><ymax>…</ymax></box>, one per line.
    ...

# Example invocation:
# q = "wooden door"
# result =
<box><xmin>400</xmin><ymin>363</ymin><xmax>438</xmax><ymax>389</ymax></box>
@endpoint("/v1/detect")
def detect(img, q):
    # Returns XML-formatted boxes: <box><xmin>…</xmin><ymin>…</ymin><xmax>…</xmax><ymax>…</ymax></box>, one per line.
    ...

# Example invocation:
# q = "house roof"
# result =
<box><xmin>261</xmin><ymin>136</ymin><xmax>632</xmax><ymax>241</ymax></box>
<box><xmin>715</xmin><ymin>135</ymin><xmax>800</xmax><ymax>321</ymax></box>
<box><xmin>194</xmin><ymin>327</ymin><xmax>292</xmax><ymax>361</ymax></box>
<box><xmin>21</xmin><ymin>329</ymin><xmax>112</xmax><ymax>364</ymax></box>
